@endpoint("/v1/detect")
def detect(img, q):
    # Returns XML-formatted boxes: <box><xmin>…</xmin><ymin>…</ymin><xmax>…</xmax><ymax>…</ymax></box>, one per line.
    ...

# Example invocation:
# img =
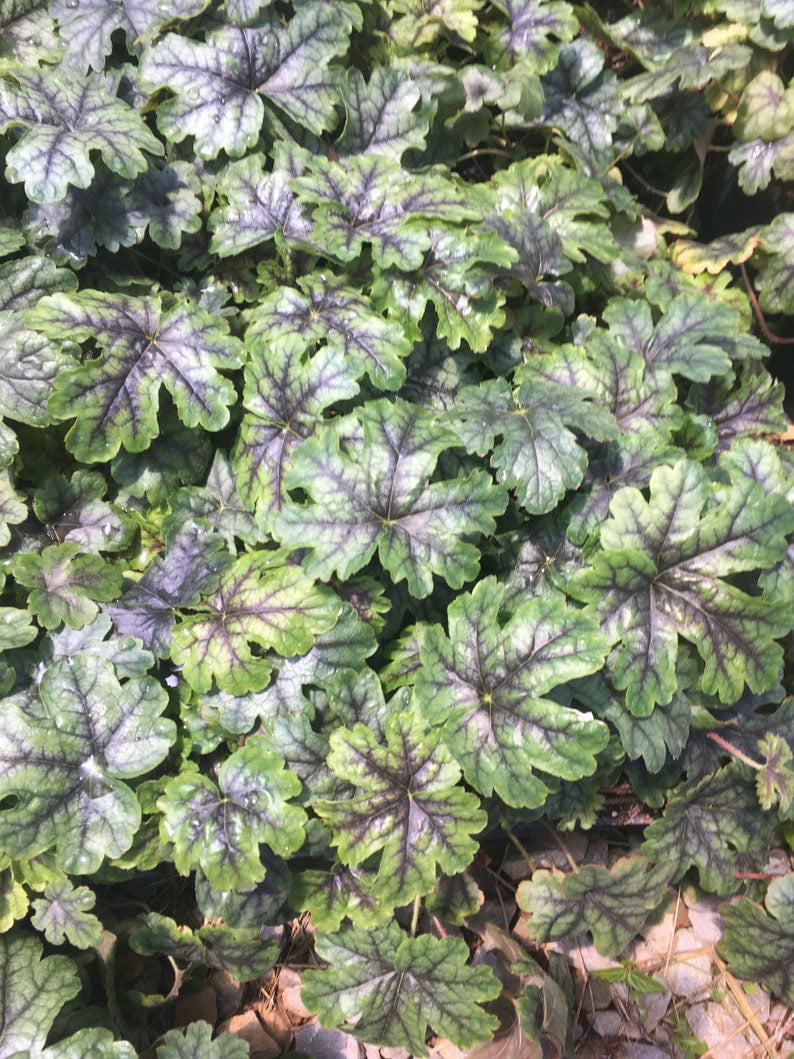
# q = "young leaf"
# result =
<box><xmin>247</xmin><ymin>273</ymin><xmax>413</xmax><ymax>391</ymax></box>
<box><xmin>139</xmin><ymin>5</ymin><xmax>350</xmax><ymax>157</ymax></box>
<box><xmin>301</xmin><ymin>922</ymin><xmax>500</xmax><ymax>1055</ymax></box>
<box><xmin>11</xmin><ymin>542</ymin><xmax>123</xmax><ymax>629</ymax></box>
<box><xmin>756</xmin><ymin>733</ymin><xmax>794</xmax><ymax>814</ymax></box>
<box><xmin>0</xmin><ymin>607</ymin><xmax>37</xmax><ymax>650</ymax></box>
<box><xmin>170</xmin><ymin>550</ymin><xmax>342</xmax><ymax>695</ymax></box>
<box><xmin>570</xmin><ymin>458</ymin><xmax>793</xmax><ymax>716</ymax></box>
<box><xmin>0</xmin><ymin>656</ymin><xmax>175</xmax><ymax>873</ymax></box>
<box><xmin>164</xmin><ymin>450</ymin><xmax>267</xmax><ymax>547</ymax></box>
<box><xmin>158</xmin><ymin>737</ymin><xmax>306</xmax><ymax>889</ymax></box>
<box><xmin>274</xmin><ymin>398</ymin><xmax>507</xmax><ymax>597</ymax></box>
<box><xmin>517</xmin><ymin>856</ymin><xmax>671</xmax><ymax>956</ymax></box>
<box><xmin>131</xmin><ymin>911</ymin><xmax>280</xmax><ymax>981</ymax></box>
<box><xmin>315</xmin><ymin>709</ymin><xmax>486</xmax><ymax>908</ymax></box>
<box><xmin>0</xmin><ymin>929</ymin><xmax>80</xmax><ymax>1056</ymax></box>
<box><xmin>450</xmin><ymin>372</ymin><xmax>617</xmax><ymax>515</ymax></box>
<box><xmin>641</xmin><ymin>765</ymin><xmax>776</xmax><ymax>893</ymax></box>
<box><xmin>718</xmin><ymin>874</ymin><xmax>794</xmax><ymax>1005</ymax></box>
<box><xmin>32</xmin><ymin>290</ymin><xmax>244</xmax><ymax>461</ymax></box>
<box><xmin>156</xmin><ymin>1020</ymin><xmax>250</xmax><ymax>1059</ymax></box>
<box><xmin>0</xmin><ymin>66</ymin><xmax>161</xmax><ymax>203</ymax></box>
<box><xmin>414</xmin><ymin>578</ymin><xmax>609</xmax><ymax>807</ymax></box>
<box><xmin>30</xmin><ymin>878</ymin><xmax>104</xmax><ymax>949</ymax></box>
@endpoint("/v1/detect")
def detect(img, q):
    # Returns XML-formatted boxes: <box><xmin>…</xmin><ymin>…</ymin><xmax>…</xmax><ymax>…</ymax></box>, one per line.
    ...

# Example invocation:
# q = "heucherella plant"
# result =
<box><xmin>0</xmin><ymin>0</ymin><xmax>792</xmax><ymax>1054</ymax></box>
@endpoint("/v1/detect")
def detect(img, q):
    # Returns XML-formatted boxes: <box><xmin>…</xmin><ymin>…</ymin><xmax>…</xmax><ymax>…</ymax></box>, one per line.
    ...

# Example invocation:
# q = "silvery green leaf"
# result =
<box><xmin>0</xmin><ymin>66</ymin><xmax>161</xmax><ymax>203</ymax></box>
<box><xmin>140</xmin><ymin>4</ymin><xmax>351</xmax><ymax>158</ymax></box>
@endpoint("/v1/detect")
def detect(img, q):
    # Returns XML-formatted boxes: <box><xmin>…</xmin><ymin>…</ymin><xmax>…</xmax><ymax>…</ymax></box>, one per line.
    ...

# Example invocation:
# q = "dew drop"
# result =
<box><xmin>187</xmin><ymin>85</ymin><xmax>200</xmax><ymax>100</ymax></box>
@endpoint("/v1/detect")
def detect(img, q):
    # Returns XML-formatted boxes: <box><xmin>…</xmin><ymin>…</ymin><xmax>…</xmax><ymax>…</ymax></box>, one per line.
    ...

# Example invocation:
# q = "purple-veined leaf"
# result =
<box><xmin>274</xmin><ymin>398</ymin><xmax>507</xmax><ymax>597</ymax></box>
<box><xmin>315</xmin><ymin>710</ymin><xmax>485</xmax><ymax>908</ymax></box>
<box><xmin>50</xmin><ymin>0</ymin><xmax>208</xmax><ymax>72</ymax></box>
<box><xmin>33</xmin><ymin>469</ymin><xmax>133</xmax><ymax>553</ymax></box>
<box><xmin>756</xmin><ymin>733</ymin><xmax>794</xmax><ymax>814</ymax></box>
<box><xmin>30</xmin><ymin>878</ymin><xmax>103</xmax><ymax>949</ymax></box>
<box><xmin>170</xmin><ymin>550</ymin><xmax>342</xmax><ymax>694</ymax></box>
<box><xmin>482</xmin><ymin>211</ymin><xmax>574</xmax><ymax>313</ymax></box>
<box><xmin>208</xmin><ymin>144</ymin><xmax>312</xmax><ymax>257</ymax></box>
<box><xmin>0</xmin><ymin>929</ymin><xmax>81</xmax><ymax>1056</ymax></box>
<box><xmin>517</xmin><ymin>856</ymin><xmax>671</xmax><ymax>956</ymax></box>
<box><xmin>247</xmin><ymin>272</ymin><xmax>413</xmax><ymax>390</ymax></box>
<box><xmin>372</xmin><ymin>226</ymin><xmax>514</xmax><ymax>351</ymax></box>
<box><xmin>0</xmin><ymin>66</ymin><xmax>161</xmax><ymax>204</ymax></box>
<box><xmin>301</xmin><ymin>922</ymin><xmax>500</xmax><ymax>1056</ymax></box>
<box><xmin>41</xmin><ymin>614</ymin><xmax>153</xmax><ymax>678</ymax></box>
<box><xmin>689</xmin><ymin>365</ymin><xmax>787</xmax><ymax>453</ymax></box>
<box><xmin>729</xmin><ymin>134</ymin><xmax>794</xmax><ymax>195</ymax></box>
<box><xmin>450</xmin><ymin>371</ymin><xmax>616</xmax><ymax>515</ymax></box>
<box><xmin>570</xmin><ymin>457</ymin><xmax>793</xmax><ymax>716</ymax></box>
<box><xmin>642</xmin><ymin>765</ymin><xmax>777</xmax><ymax>893</ymax></box>
<box><xmin>233</xmin><ymin>334</ymin><xmax>361</xmax><ymax>523</ymax></box>
<box><xmin>336</xmin><ymin>65</ymin><xmax>432</xmax><ymax>159</ymax></box>
<box><xmin>0</xmin><ymin>467</ymin><xmax>26</xmax><ymax>547</ymax></box>
<box><xmin>489</xmin><ymin>0</ymin><xmax>578</xmax><ymax>72</ymax></box>
<box><xmin>139</xmin><ymin>4</ymin><xmax>351</xmax><ymax>158</ymax></box>
<box><xmin>293</xmin><ymin>154</ymin><xmax>476</xmax><ymax>270</ymax></box>
<box><xmin>164</xmin><ymin>450</ymin><xmax>268</xmax><ymax>547</ymax></box>
<box><xmin>414</xmin><ymin>577</ymin><xmax>609</xmax><ymax>807</ymax></box>
<box><xmin>158</xmin><ymin>737</ymin><xmax>306</xmax><ymax>888</ymax></box>
<box><xmin>718</xmin><ymin>874</ymin><xmax>794</xmax><ymax>1005</ymax></box>
<box><xmin>0</xmin><ymin>656</ymin><xmax>175</xmax><ymax>874</ymax></box>
<box><xmin>290</xmin><ymin>864</ymin><xmax>387</xmax><ymax>932</ymax></box>
<box><xmin>756</xmin><ymin>213</ymin><xmax>794</xmax><ymax>314</ymax></box>
<box><xmin>31</xmin><ymin>290</ymin><xmax>243</xmax><ymax>462</ymax></box>
<box><xmin>131</xmin><ymin>910</ymin><xmax>281</xmax><ymax>982</ymax></box>
<box><xmin>105</xmin><ymin>519</ymin><xmax>230</xmax><ymax>656</ymax></box>
<box><xmin>195</xmin><ymin>851</ymin><xmax>291</xmax><ymax>929</ymax></box>
<box><xmin>11</xmin><ymin>542</ymin><xmax>122</xmax><ymax>630</ymax></box>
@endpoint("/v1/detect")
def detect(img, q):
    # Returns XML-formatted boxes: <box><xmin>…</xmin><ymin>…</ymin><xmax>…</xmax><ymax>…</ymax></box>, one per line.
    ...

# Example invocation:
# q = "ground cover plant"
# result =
<box><xmin>0</xmin><ymin>0</ymin><xmax>792</xmax><ymax>1054</ymax></box>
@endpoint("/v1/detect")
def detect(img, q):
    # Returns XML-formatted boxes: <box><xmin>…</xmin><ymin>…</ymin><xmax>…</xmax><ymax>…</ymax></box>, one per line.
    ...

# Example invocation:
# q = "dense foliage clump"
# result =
<box><xmin>0</xmin><ymin>0</ymin><xmax>792</xmax><ymax>1054</ymax></box>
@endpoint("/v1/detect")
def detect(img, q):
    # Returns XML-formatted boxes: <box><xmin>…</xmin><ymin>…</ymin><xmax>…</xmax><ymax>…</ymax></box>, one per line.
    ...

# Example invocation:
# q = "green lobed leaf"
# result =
<box><xmin>156</xmin><ymin>1020</ymin><xmax>250</xmax><ymax>1059</ymax></box>
<box><xmin>0</xmin><ymin>66</ymin><xmax>161</xmax><ymax>203</ymax></box>
<box><xmin>32</xmin><ymin>290</ymin><xmax>244</xmax><ymax>462</ymax></box>
<box><xmin>0</xmin><ymin>656</ymin><xmax>175</xmax><ymax>873</ymax></box>
<box><xmin>246</xmin><ymin>273</ymin><xmax>413</xmax><ymax>391</ymax></box>
<box><xmin>315</xmin><ymin>709</ymin><xmax>486</xmax><ymax>908</ymax></box>
<box><xmin>570</xmin><ymin>458</ymin><xmax>793</xmax><ymax>716</ymax></box>
<box><xmin>336</xmin><ymin>65</ymin><xmax>432</xmax><ymax>159</ymax></box>
<box><xmin>641</xmin><ymin>765</ymin><xmax>776</xmax><ymax>893</ymax></box>
<box><xmin>717</xmin><ymin>874</ymin><xmax>794</xmax><ymax>1005</ymax></box>
<box><xmin>0</xmin><ymin>929</ymin><xmax>81</xmax><ymax>1056</ymax></box>
<box><xmin>131</xmin><ymin>911</ymin><xmax>280</xmax><ymax>981</ymax></box>
<box><xmin>41</xmin><ymin>615</ymin><xmax>154</xmax><ymax>678</ymax></box>
<box><xmin>301</xmin><ymin>921</ymin><xmax>500</xmax><ymax>1055</ymax></box>
<box><xmin>450</xmin><ymin>372</ymin><xmax>616</xmax><ymax>515</ymax></box>
<box><xmin>414</xmin><ymin>577</ymin><xmax>609</xmax><ymax>807</ymax></box>
<box><xmin>51</xmin><ymin>0</ymin><xmax>209</xmax><ymax>73</ymax></box>
<box><xmin>517</xmin><ymin>856</ymin><xmax>671</xmax><ymax>956</ymax></box>
<box><xmin>11</xmin><ymin>542</ymin><xmax>123</xmax><ymax>629</ymax></box>
<box><xmin>164</xmin><ymin>450</ymin><xmax>267</xmax><ymax>547</ymax></box>
<box><xmin>30</xmin><ymin>878</ymin><xmax>104</xmax><ymax>948</ymax></box>
<box><xmin>274</xmin><ymin>398</ymin><xmax>507</xmax><ymax>597</ymax></box>
<box><xmin>170</xmin><ymin>550</ymin><xmax>341</xmax><ymax>695</ymax></box>
<box><xmin>756</xmin><ymin>734</ymin><xmax>794</xmax><ymax>815</ymax></box>
<box><xmin>158</xmin><ymin>736</ymin><xmax>306</xmax><ymax>889</ymax></box>
<box><xmin>233</xmin><ymin>334</ymin><xmax>361</xmax><ymax>523</ymax></box>
<box><xmin>139</xmin><ymin>4</ymin><xmax>351</xmax><ymax>158</ymax></box>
